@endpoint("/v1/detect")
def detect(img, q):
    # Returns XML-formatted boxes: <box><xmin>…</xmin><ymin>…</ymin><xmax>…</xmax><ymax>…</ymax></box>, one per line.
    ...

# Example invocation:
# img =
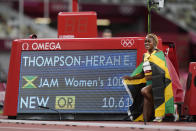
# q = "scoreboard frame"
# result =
<box><xmin>3</xmin><ymin>37</ymin><xmax>162</xmax><ymax>117</ymax></box>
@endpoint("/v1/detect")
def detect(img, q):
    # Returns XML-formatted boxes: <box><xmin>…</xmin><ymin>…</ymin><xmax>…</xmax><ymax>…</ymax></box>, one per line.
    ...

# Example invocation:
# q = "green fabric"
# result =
<box><xmin>165</xmin><ymin>97</ymin><xmax>174</xmax><ymax>114</ymax></box>
<box><xmin>130</xmin><ymin>62</ymin><xmax>143</xmax><ymax>77</ymax></box>
<box><xmin>146</xmin><ymin>80</ymin><xmax>152</xmax><ymax>86</ymax></box>
<box><xmin>154</xmin><ymin>51</ymin><xmax>165</xmax><ymax>61</ymax></box>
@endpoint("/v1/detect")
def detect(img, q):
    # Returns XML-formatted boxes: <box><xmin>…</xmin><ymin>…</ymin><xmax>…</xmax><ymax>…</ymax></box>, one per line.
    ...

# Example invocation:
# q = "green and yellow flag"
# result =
<box><xmin>124</xmin><ymin>51</ymin><xmax>174</xmax><ymax>121</ymax></box>
<box><xmin>124</xmin><ymin>63</ymin><xmax>145</xmax><ymax>121</ymax></box>
<box><xmin>22</xmin><ymin>76</ymin><xmax>37</xmax><ymax>88</ymax></box>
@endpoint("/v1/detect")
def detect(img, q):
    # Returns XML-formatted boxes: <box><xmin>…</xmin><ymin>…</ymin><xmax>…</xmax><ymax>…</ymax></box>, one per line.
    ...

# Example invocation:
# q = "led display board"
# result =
<box><xmin>18</xmin><ymin>50</ymin><xmax>136</xmax><ymax>113</ymax></box>
<box><xmin>4</xmin><ymin>37</ymin><xmax>159</xmax><ymax>117</ymax></box>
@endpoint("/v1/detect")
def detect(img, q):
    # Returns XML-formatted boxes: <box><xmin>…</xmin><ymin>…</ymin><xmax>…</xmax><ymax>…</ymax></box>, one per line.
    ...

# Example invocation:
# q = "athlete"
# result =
<box><xmin>123</xmin><ymin>33</ymin><xmax>174</xmax><ymax>123</ymax></box>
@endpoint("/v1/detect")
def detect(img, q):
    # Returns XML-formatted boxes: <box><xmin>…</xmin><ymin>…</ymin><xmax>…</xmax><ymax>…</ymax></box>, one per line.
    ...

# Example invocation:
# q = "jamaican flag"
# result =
<box><xmin>123</xmin><ymin>50</ymin><xmax>174</xmax><ymax>121</ymax></box>
<box><xmin>123</xmin><ymin>63</ymin><xmax>145</xmax><ymax>121</ymax></box>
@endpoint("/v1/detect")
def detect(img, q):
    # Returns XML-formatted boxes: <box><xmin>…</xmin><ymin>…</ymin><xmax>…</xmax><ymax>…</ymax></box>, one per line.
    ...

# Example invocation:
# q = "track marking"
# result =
<box><xmin>1</xmin><ymin>119</ymin><xmax>196</xmax><ymax>131</ymax></box>
<box><xmin>0</xmin><ymin>127</ymin><xmax>73</xmax><ymax>131</ymax></box>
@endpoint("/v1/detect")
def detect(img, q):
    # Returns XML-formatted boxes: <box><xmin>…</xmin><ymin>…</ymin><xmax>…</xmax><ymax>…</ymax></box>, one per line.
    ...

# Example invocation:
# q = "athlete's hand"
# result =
<box><xmin>122</xmin><ymin>76</ymin><xmax>133</xmax><ymax>80</ymax></box>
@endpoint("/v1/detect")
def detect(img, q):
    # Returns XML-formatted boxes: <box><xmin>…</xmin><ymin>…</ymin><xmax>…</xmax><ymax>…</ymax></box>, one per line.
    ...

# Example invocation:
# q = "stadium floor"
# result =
<box><xmin>0</xmin><ymin>115</ymin><xmax>196</xmax><ymax>131</ymax></box>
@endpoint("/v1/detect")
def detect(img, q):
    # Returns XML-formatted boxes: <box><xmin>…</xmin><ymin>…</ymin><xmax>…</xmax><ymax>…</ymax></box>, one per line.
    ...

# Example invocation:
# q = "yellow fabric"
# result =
<box><xmin>149</xmin><ymin>55</ymin><xmax>170</xmax><ymax>79</ymax></box>
<box><xmin>149</xmin><ymin>55</ymin><xmax>165</xmax><ymax>72</ymax></box>
<box><xmin>123</xmin><ymin>78</ymin><xmax>146</xmax><ymax>85</ymax></box>
<box><xmin>144</xmin><ymin>50</ymin><xmax>156</xmax><ymax>62</ymax></box>
<box><xmin>165</xmin><ymin>83</ymin><xmax>173</xmax><ymax>102</ymax></box>
<box><xmin>144</xmin><ymin>54</ymin><xmax>150</xmax><ymax>62</ymax></box>
<box><xmin>134</xmin><ymin>114</ymin><xmax>144</xmax><ymax>122</ymax></box>
<box><xmin>155</xmin><ymin>103</ymin><xmax>165</xmax><ymax>117</ymax></box>
<box><xmin>144</xmin><ymin>72</ymin><xmax>152</xmax><ymax>76</ymax></box>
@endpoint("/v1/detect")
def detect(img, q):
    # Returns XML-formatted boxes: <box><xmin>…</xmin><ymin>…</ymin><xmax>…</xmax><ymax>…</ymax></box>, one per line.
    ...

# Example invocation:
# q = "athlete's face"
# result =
<box><xmin>144</xmin><ymin>37</ymin><xmax>155</xmax><ymax>51</ymax></box>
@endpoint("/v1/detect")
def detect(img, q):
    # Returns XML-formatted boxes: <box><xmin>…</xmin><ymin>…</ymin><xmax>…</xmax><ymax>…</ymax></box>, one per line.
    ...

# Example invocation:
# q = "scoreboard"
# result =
<box><xmin>3</xmin><ymin>37</ymin><xmax>161</xmax><ymax>118</ymax></box>
<box><xmin>18</xmin><ymin>50</ymin><xmax>136</xmax><ymax>113</ymax></box>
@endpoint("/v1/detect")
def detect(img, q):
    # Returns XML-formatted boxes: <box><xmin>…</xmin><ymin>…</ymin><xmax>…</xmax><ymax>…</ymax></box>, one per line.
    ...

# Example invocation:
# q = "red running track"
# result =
<box><xmin>0</xmin><ymin>116</ymin><xmax>196</xmax><ymax>131</ymax></box>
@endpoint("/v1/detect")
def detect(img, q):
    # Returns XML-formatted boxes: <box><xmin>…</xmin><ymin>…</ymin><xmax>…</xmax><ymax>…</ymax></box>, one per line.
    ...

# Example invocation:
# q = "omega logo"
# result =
<box><xmin>22</xmin><ymin>43</ymin><xmax>29</xmax><ymax>50</ymax></box>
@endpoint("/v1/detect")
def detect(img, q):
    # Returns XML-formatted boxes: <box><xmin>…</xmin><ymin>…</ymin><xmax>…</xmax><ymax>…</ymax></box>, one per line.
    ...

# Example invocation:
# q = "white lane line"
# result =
<box><xmin>0</xmin><ymin>127</ymin><xmax>73</xmax><ymax>131</ymax></box>
<box><xmin>1</xmin><ymin>119</ymin><xmax>196</xmax><ymax>131</ymax></box>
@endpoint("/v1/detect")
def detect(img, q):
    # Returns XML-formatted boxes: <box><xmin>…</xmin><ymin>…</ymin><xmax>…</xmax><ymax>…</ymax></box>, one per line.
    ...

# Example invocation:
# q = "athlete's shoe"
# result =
<box><xmin>153</xmin><ymin>117</ymin><xmax>163</xmax><ymax>122</ymax></box>
<box><xmin>174</xmin><ymin>104</ymin><xmax>179</xmax><ymax>122</ymax></box>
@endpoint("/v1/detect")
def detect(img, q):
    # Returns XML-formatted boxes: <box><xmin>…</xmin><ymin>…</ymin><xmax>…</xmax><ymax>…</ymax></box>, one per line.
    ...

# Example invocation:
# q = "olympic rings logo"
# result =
<box><xmin>121</xmin><ymin>39</ymin><xmax>134</xmax><ymax>47</ymax></box>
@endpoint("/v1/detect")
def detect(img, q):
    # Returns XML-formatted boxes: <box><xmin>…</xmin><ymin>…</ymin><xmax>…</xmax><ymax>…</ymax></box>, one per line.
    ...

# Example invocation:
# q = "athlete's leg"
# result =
<box><xmin>141</xmin><ymin>85</ymin><xmax>154</xmax><ymax>122</ymax></box>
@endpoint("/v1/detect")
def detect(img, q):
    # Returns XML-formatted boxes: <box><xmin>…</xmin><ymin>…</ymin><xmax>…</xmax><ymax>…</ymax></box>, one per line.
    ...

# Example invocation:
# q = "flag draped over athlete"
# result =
<box><xmin>123</xmin><ymin>50</ymin><xmax>174</xmax><ymax>121</ymax></box>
